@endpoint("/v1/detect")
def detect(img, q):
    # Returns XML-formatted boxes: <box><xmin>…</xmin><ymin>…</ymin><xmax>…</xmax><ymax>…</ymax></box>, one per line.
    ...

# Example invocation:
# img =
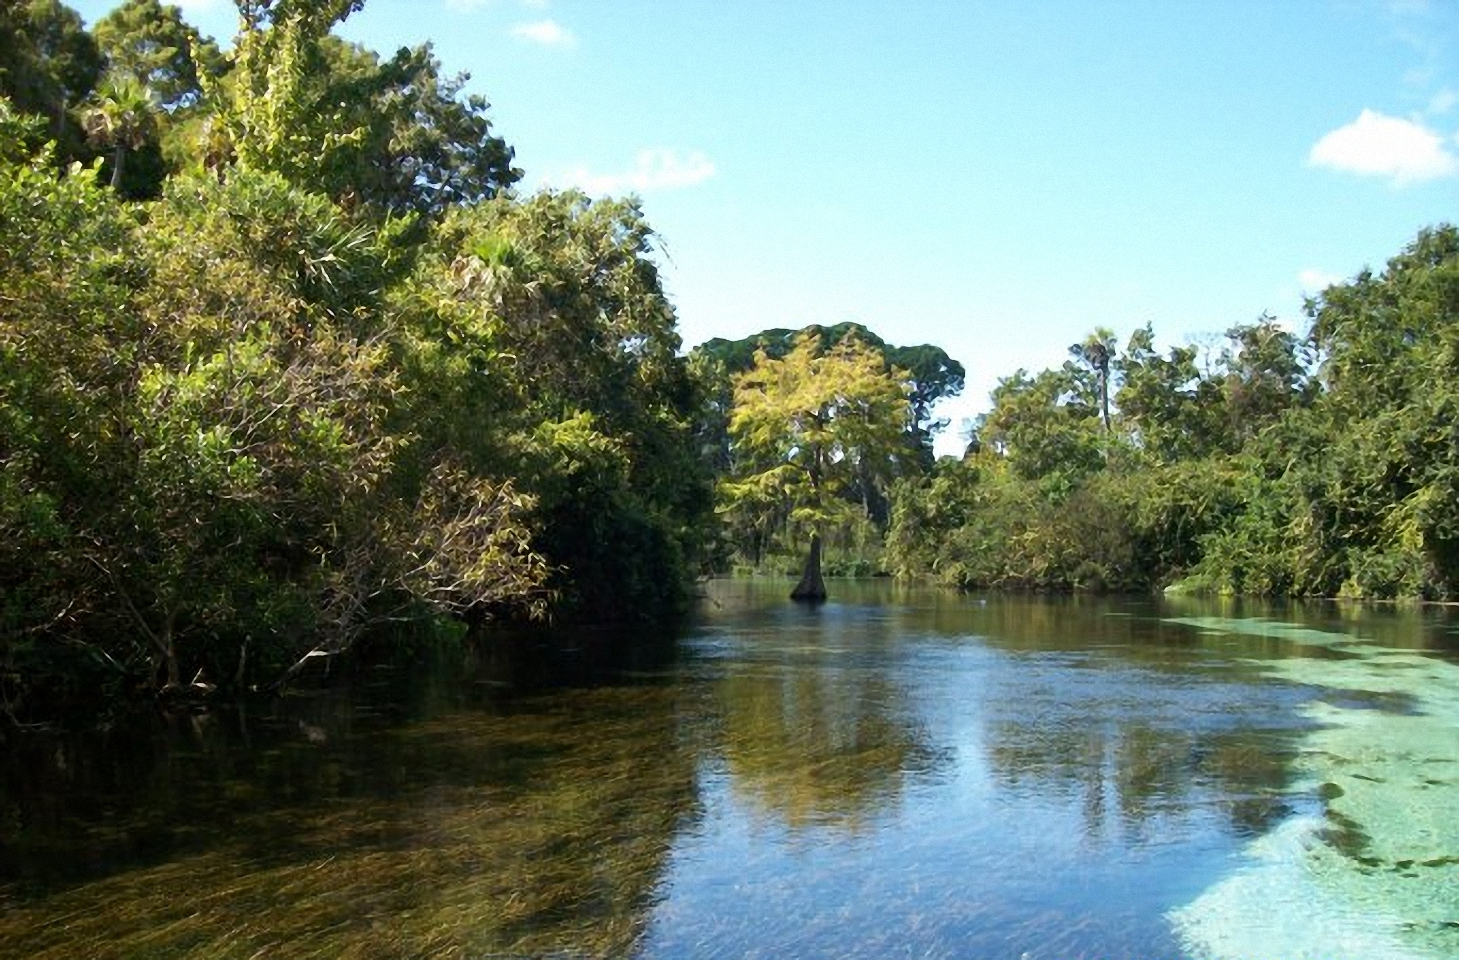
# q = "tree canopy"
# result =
<box><xmin>716</xmin><ymin>333</ymin><xmax>912</xmax><ymax>594</ymax></box>
<box><xmin>0</xmin><ymin>0</ymin><xmax>104</xmax><ymax>160</ymax></box>
<box><xmin>697</xmin><ymin>321</ymin><xmax>963</xmax><ymax>465</ymax></box>
<box><xmin>890</xmin><ymin>226</ymin><xmax>1459</xmax><ymax>600</ymax></box>
<box><xmin>92</xmin><ymin>0</ymin><xmax>224</xmax><ymax>111</ymax></box>
<box><xmin>0</xmin><ymin>1</ymin><xmax>704</xmax><ymax>722</ymax></box>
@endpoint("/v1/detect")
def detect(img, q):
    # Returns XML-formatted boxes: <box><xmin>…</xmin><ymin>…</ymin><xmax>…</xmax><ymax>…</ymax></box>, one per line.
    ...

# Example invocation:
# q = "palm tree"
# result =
<box><xmin>1068</xmin><ymin>328</ymin><xmax>1118</xmax><ymax>433</ymax></box>
<box><xmin>82</xmin><ymin>76</ymin><xmax>156</xmax><ymax>190</ymax></box>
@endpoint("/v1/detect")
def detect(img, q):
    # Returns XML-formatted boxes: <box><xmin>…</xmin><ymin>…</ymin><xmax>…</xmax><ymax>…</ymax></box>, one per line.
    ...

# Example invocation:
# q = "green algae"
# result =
<box><xmin>1165</xmin><ymin>616</ymin><xmax>1375</xmax><ymax>650</ymax></box>
<box><xmin>1168</xmin><ymin>616</ymin><xmax>1459</xmax><ymax>960</ymax></box>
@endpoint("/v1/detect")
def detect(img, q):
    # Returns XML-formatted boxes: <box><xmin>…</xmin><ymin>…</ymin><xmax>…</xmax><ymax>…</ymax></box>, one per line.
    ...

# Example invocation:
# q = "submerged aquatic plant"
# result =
<box><xmin>1167</xmin><ymin>616</ymin><xmax>1459</xmax><ymax>960</ymax></box>
<box><xmin>0</xmin><ymin>686</ymin><xmax>701</xmax><ymax>959</ymax></box>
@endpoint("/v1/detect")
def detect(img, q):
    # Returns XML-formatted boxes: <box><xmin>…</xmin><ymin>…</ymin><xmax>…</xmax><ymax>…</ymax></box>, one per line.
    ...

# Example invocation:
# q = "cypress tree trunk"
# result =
<box><xmin>790</xmin><ymin>533</ymin><xmax>827</xmax><ymax>602</ymax></box>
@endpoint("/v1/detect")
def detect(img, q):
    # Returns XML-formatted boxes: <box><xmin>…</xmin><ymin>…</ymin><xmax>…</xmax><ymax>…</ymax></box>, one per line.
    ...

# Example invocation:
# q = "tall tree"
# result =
<box><xmin>722</xmin><ymin>333</ymin><xmax>911</xmax><ymax>600</ymax></box>
<box><xmin>92</xmin><ymin>0</ymin><xmax>225</xmax><ymax>112</ymax></box>
<box><xmin>976</xmin><ymin>367</ymin><xmax>1103</xmax><ymax>493</ymax></box>
<box><xmin>211</xmin><ymin>0</ymin><xmax>366</xmax><ymax>189</ymax></box>
<box><xmin>886</xmin><ymin>341</ymin><xmax>966</xmax><ymax>463</ymax></box>
<box><xmin>315</xmin><ymin>38</ymin><xmax>521</xmax><ymax>217</ymax></box>
<box><xmin>1066</xmin><ymin>327</ymin><xmax>1118</xmax><ymax>433</ymax></box>
<box><xmin>1220</xmin><ymin>315</ymin><xmax>1306</xmax><ymax>446</ymax></box>
<box><xmin>0</xmin><ymin>0</ymin><xmax>104</xmax><ymax>161</ymax></box>
<box><xmin>694</xmin><ymin>322</ymin><xmax>961</xmax><ymax>537</ymax></box>
<box><xmin>405</xmin><ymin>189</ymin><xmax>709</xmax><ymax>620</ymax></box>
<box><xmin>210</xmin><ymin>1</ymin><xmax>519</xmax><ymax>216</ymax></box>
<box><xmin>1114</xmin><ymin>324</ymin><xmax>1226</xmax><ymax>461</ymax></box>
<box><xmin>697</xmin><ymin>321</ymin><xmax>962</xmax><ymax>453</ymax></box>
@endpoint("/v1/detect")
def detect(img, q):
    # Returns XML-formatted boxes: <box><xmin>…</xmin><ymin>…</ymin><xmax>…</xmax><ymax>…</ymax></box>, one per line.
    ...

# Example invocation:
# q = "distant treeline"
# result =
<box><xmin>690</xmin><ymin>230</ymin><xmax>1459</xmax><ymax>606</ymax></box>
<box><xmin>887</xmin><ymin>226</ymin><xmax>1459</xmax><ymax>601</ymax></box>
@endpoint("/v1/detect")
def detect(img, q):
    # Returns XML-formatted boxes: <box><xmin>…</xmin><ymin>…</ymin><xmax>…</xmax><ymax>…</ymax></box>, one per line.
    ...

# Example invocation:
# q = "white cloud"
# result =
<box><xmin>546</xmin><ymin>149</ymin><xmax>717</xmax><ymax>195</ymax></box>
<box><xmin>1298</xmin><ymin>268</ymin><xmax>1343</xmax><ymax>293</ymax></box>
<box><xmin>511</xmin><ymin>19</ymin><xmax>575</xmax><ymax>47</ymax></box>
<box><xmin>1309</xmin><ymin>109</ymin><xmax>1458</xmax><ymax>185</ymax></box>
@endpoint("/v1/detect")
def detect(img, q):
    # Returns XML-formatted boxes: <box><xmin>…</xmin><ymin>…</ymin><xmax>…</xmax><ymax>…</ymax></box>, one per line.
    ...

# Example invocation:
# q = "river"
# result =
<box><xmin>1</xmin><ymin>581</ymin><xmax>1456</xmax><ymax>959</ymax></box>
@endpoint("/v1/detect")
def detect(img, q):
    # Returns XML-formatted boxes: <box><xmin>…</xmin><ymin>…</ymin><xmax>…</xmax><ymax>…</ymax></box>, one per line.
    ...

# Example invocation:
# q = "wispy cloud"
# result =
<box><xmin>173</xmin><ymin>0</ymin><xmax>220</xmax><ymax>9</ymax></box>
<box><xmin>1309</xmin><ymin>109</ymin><xmax>1457</xmax><ymax>185</ymax></box>
<box><xmin>1429</xmin><ymin>88</ymin><xmax>1458</xmax><ymax>115</ymax></box>
<box><xmin>1385</xmin><ymin>0</ymin><xmax>1454</xmax><ymax>94</ymax></box>
<box><xmin>1298</xmin><ymin>268</ymin><xmax>1343</xmax><ymax>293</ymax></box>
<box><xmin>511</xmin><ymin>19</ymin><xmax>575</xmax><ymax>47</ymax></box>
<box><xmin>546</xmin><ymin>149</ymin><xmax>717</xmax><ymax>196</ymax></box>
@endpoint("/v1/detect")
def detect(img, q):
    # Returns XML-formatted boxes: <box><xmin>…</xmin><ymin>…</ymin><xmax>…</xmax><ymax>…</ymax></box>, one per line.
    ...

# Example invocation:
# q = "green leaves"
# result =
<box><xmin>976</xmin><ymin>367</ymin><xmax>1105</xmax><ymax>492</ymax></box>
<box><xmin>209</xmin><ymin>13</ymin><xmax>518</xmax><ymax>216</ymax></box>
<box><xmin>418</xmin><ymin>190</ymin><xmax>707</xmax><ymax>620</ymax></box>
<box><xmin>0</xmin><ymin>0</ymin><xmax>104</xmax><ymax>164</ymax></box>
<box><xmin>0</xmin><ymin>2</ymin><xmax>714</xmax><ymax>720</ymax></box>
<box><xmin>722</xmin><ymin>332</ymin><xmax>912</xmax><ymax>545</ymax></box>
<box><xmin>893</xmin><ymin>225</ymin><xmax>1459</xmax><ymax>600</ymax></box>
<box><xmin>695</xmin><ymin>321</ymin><xmax>964</xmax><ymax>472</ymax></box>
<box><xmin>93</xmin><ymin>0</ymin><xmax>224</xmax><ymax>112</ymax></box>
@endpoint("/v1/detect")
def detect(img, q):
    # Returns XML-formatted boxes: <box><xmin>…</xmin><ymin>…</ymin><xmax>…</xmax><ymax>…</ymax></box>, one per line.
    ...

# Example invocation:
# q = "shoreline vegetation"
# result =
<box><xmin>883</xmin><ymin>223</ymin><xmax>1459</xmax><ymax>605</ymax></box>
<box><xmin>3</xmin><ymin>0</ymin><xmax>1459</xmax><ymax>724</ymax></box>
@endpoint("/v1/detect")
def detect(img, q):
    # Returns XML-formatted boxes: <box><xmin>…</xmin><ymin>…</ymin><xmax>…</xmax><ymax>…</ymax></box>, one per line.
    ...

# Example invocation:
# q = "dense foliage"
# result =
<box><xmin>694</xmin><ymin>323</ymin><xmax>963</xmax><ymax>575</ymax></box>
<box><xmin>0</xmin><ymin>1</ymin><xmax>708</xmax><ymax>720</ymax></box>
<box><xmin>716</xmin><ymin>333</ymin><xmax>913</xmax><ymax>589</ymax></box>
<box><xmin>889</xmin><ymin>226</ymin><xmax>1459</xmax><ymax>601</ymax></box>
<box><xmin>6</xmin><ymin>0</ymin><xmax>1457</xmax><ymax>725</ymax></box>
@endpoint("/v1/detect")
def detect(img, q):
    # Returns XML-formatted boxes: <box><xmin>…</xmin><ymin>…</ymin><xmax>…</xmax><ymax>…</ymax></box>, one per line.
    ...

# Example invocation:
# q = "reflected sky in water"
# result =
<box><xmin>1</xmin><ymin>582</ymin><xmax>1455</xmax><ymax>959</ymax></box>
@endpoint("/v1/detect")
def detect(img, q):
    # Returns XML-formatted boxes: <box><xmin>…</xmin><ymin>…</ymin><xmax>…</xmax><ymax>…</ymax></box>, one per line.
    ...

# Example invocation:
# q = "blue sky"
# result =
<box><xmin>74</xmin><ymin>0</ymin><xmax>1459</xmax><ymax>452</ymax></box>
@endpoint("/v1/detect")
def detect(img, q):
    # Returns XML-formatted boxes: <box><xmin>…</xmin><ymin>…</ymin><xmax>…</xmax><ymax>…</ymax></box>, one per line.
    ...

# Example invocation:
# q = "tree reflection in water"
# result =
<box><xmin>944</xmin><ymin>594</ymin><xmax>1308</xmax><ymax>846</ymax></box>
<box><xmin>719</xmin><ymin>666</ymin><xmax>941</xmax><ymax>832</ymax></box>
<box><xmin>6</xmin><ymin>586</ymin><xmax>1451</xmax><ymax>960</ymax></box>
<box><xmin>693</xmin><ymin>589</ymin><xmax>943</xmax><ymax>834</ymax></box>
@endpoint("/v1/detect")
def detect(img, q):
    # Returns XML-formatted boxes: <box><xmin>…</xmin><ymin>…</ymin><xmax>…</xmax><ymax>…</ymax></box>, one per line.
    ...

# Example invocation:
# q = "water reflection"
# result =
<box><xmin>703</xmin><ymin>583</ymin><xmax>1308</xmax><ymax>844</ymax></box>
<box><xmin>2</xmin><ymin>585</ymin><xmax>1455</xmax><ymax>959</ymax></box>
<box><xmin>641</xmin><ymin>583</ymin><xmax>1328</xmax><ymax>959</ymax></box>
<box><xmin>986</xmin><ymin>714</ymin><xmax>1296</xmax><ymax>846</ymax></box>
<box><xmin>710</xmin><ymin>604</ymin><xmax>942</xmax><ymax>832</ymax></box>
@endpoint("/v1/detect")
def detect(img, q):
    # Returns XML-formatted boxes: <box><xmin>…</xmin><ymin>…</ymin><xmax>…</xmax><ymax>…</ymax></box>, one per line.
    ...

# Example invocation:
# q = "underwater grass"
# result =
<box><xmin>0</xmin><ymin>686</ymin><xmax>701</xmax><ymax>960</ymax></box>
<box><xmin>1167</xmin><ymin>616</ymin><xmax>1459</xmax><ymax>960</ymax></box>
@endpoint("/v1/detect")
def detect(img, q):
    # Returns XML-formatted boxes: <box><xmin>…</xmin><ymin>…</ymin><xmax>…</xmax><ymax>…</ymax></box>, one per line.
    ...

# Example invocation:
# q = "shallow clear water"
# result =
<box><xmin>1</xmin><ymin>583</ymin><xmax>1456</xmax><ymax>959</ymax></box>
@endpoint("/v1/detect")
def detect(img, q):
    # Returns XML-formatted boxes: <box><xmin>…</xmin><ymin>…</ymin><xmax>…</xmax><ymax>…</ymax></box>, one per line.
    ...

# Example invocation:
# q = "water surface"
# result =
<box><xmin>1</xmin><ymin>583</ymin><xmax>1455</xmax><ymax>959</ymax></box>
